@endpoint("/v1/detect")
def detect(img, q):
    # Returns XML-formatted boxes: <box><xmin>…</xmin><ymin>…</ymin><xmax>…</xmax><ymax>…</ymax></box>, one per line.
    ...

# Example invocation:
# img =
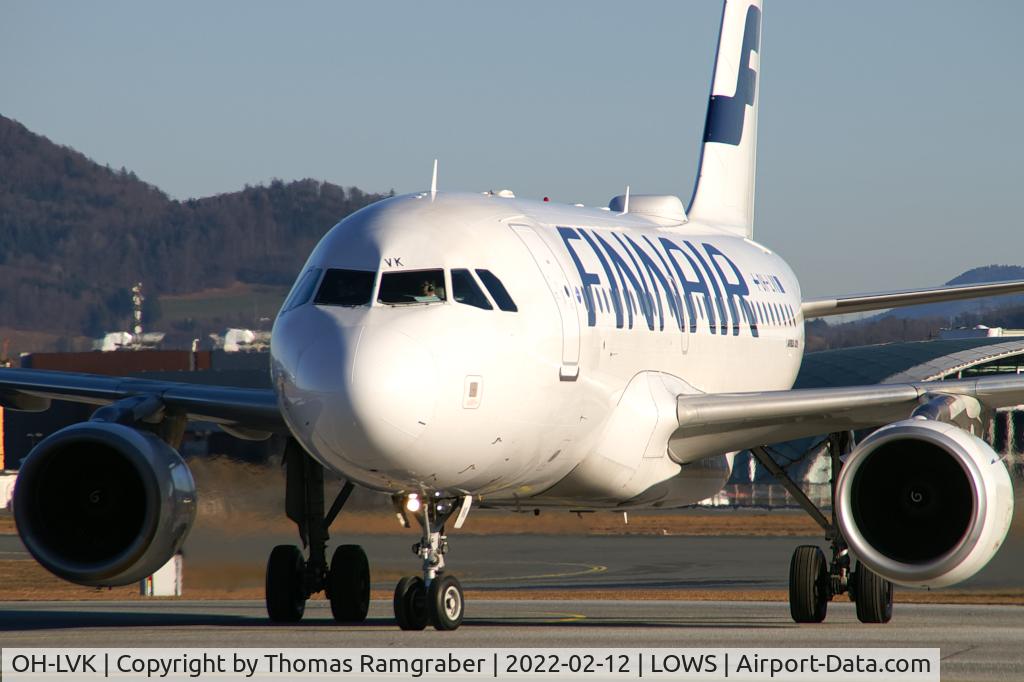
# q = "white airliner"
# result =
<box><xmin>2</xmin><ymin>0</ymin><xmax>1023</xmax><ymax>631</ymax></box>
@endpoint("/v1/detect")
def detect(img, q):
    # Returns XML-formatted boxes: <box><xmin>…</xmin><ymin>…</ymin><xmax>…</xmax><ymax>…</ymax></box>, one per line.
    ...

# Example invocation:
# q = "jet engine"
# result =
<box><xmin>835</xmin><ymin>418</ymin><xmax>1013</xmax><ymax>589</ymax></box>
<box><xmin>13</xmin><ymin>422</ymin><xmax>196</xmax><ymax>587</ymax></box>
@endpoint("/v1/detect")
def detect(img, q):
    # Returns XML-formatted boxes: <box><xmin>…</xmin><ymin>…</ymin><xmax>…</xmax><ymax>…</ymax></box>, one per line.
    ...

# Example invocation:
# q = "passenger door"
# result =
<box><xmin>509</xmin><ymin>224</ymin><xmax>581</xmax><ymax>380</ymax></box>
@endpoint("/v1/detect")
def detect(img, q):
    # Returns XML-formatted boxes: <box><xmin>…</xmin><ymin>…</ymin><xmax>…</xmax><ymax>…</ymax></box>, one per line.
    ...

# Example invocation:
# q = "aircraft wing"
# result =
<box><xmin>0</xmin><ymin>367</ymin><xmax>286</xmax><ymax>432</ymax></box>
<box><xmin>671</xmin><ymin>373</ymin><xmax>1024</xmax><ymax>461</ymax></box>
<box><xmin>801</xmin><ymin>279</ymin><xmax>1024</xmax><ymax>319</ymax></box>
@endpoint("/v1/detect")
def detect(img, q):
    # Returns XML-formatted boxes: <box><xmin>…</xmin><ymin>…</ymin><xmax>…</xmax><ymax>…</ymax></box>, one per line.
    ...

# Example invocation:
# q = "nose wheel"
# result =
<box><xmin>393</xmin><ymin>576</ymin><xmax>428</xmax><ymax>630</ymax></box>
<box><xmin>428</xmin><ymin>574</ymin><xmax>465</xmax><ymax>630</ymax></box>
<box><xmin>392</xmin><ymin>492</ymin><xmax>471</xmax><ymax>631</ymax></box>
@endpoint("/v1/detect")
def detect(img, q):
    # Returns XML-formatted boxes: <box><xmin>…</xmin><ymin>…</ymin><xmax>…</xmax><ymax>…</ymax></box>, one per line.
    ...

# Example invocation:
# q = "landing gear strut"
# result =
<box><xmin>265</xmin><ymin>439</ymin><xmax>370</xmax><ymax>623</ymax></box>
<box><xmin>752</xmin><ymin>431</ymin><xmax>893</xmax><ymax>624</ymax></box>
<box><xmin>392</xmin><ymin>492</ymin><xmax>470</xmax><ymax>630</ymax></box>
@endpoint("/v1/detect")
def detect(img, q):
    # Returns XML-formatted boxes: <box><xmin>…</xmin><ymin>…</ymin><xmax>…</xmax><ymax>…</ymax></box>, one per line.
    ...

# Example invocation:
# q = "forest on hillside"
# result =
<box><xmin>3</xmin><ymin>114</ymin><xmax>1021</xmax><ymax>355</ymax></box>
<box><xmin>0</xmin><ymin>115</ymin><xmax>388</xmax><ymax>340</ymax></box>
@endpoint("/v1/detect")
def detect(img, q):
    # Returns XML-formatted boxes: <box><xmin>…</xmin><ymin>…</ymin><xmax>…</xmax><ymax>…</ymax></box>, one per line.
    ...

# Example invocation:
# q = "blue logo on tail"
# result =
<box><xmin>704</xmin><ymin>5</ymin><xmax>761</xmax><ymax>146</ymax></box>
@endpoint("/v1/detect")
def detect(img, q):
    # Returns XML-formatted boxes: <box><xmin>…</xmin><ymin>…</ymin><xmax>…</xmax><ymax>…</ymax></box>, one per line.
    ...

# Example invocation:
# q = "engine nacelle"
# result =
<box><xmin>13</xmin><ymin>422</ymin><xmax>197</xmax><ymax>587</ymax></box>
<box><xmin>835</xmin><ymin>419</ymin><xmax>1013</xmax><ymax>589</ymax></box>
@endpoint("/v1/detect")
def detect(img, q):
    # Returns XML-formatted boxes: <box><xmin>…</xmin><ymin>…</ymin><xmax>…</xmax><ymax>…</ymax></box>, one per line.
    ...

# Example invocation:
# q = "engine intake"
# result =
<box><xmin>835</xmin><ymin>419</ymin><xmax>1013</xmax><ymax>588</ymax></box>
<box><xmin>14</xmin><ymin>422</ymin><xmax>196</xmax><ymax>587</ymax></box>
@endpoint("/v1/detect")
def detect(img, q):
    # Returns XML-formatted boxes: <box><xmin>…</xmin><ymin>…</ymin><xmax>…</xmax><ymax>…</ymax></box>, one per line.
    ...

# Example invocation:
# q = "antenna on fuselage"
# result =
<box><xmin>619</xmin><ymin>184</ymin><xmax>630</xmax><ymax>215</ymax></box>
<box><xmin>430</xmin><ymin>159</ymin><xmax>438</xmax><ymax>199</ymax></box>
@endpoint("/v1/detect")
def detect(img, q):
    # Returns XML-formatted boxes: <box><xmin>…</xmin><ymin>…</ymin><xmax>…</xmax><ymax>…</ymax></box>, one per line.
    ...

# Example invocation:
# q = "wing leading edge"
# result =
<box><xmin>0</xmin><ymin>367</ymin><xmax>285</xmax><ymax>433</ymax></box>
<box><xmin>801</xmin><ymin>279</ymin><xmax>1024</xmax><ymax>319</ymax></box>
<box><xmin>671</xmin><ymin>373</ymin><xmax>1024</xmax><ymax>462</ymax></box>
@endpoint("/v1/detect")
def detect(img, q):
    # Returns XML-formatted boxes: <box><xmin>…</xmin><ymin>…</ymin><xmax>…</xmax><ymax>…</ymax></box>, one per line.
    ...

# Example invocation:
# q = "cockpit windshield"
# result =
<box><xmin>451</xmin><ymin>269</ymin><xmax>492</xmax><ymax>310</ymax></box>
<box><xmin>314</xmin><ymin>268</ymin><xmax>376</xmax><ymax>307</ymax></box>
<box><xmin>378</xmin><ymin>269</ymin><xmax>447</xmax><ymax>305</ymax></box>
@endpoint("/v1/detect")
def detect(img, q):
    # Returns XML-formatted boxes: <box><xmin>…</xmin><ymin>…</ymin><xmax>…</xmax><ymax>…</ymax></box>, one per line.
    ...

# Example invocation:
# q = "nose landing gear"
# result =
<box><xmin>392</xmin><ymin>492</ymin><xmax>471</xmax><ymax>630</ymax></box>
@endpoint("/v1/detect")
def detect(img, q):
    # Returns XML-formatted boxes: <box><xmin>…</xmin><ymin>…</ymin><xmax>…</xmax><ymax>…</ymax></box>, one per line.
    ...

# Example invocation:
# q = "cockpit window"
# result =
<box><xmin>475</xmin><ymin>269</ymin><xmax>518</xmax><ymax>312</ymax></box>
<box><xmin>313</xmin><ymin>268</ymin><xmax>375</xmax><ymax>307</ymax></box>
<box><xmin>281</xmin><ymin>267</ymin><xmax>322</xmax><ymax>313</ymax></box>
<box><xmin>378</xmin><ymin>269</ymin><xmax>446</xmax><ymax>305</ymax></box>
<box><xmin>451</xmin><ymin>269</ymin><xmax>493</xmax><ymax>310</ymax></box>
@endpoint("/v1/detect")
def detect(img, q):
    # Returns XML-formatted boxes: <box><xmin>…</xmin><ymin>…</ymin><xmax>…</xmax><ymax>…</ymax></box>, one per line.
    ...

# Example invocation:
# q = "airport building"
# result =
<box><xmin>726</xmin><ymin>336</ymin><xmax>1024</xmax><ymax>506</ymax></box>
<box><xmin>1</xmin><ymin>349</ymin><xmax>279</xmax><ymax>472</ymax></box>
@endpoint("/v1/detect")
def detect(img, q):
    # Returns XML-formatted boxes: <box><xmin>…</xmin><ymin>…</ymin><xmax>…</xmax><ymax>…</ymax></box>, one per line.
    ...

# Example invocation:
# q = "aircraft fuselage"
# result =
<box><xmin>270</xmin><ymin>191</ymin><xmax>803</xmax><ymax>508</ymax></box>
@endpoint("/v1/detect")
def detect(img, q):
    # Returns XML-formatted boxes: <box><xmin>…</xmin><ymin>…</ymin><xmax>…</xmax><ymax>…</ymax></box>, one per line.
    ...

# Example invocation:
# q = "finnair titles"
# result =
<box><xmin>558</xmin><ymin>227</ymin><xmax>796</xmax><ymax>337</ymax></box>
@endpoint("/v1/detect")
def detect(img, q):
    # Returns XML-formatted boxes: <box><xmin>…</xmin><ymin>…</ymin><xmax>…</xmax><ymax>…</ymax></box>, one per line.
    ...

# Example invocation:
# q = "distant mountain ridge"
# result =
<box><xmin>0</xmin><ymin>114</ymin><xmax>388</xmax><ymax>337</ymax></box>
<box><xmin>2</xmin><ymin>114</ymin><xmax>1021</xmax><ymax>349</ymax></box>
<box><xmin>884</xmin><ymin>265</ymin><xmax>1024</xmax><ymax>320</ymax></box>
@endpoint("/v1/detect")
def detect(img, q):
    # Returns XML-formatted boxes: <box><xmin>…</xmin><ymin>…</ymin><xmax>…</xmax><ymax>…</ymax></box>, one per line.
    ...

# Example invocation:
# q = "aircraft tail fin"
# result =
<box><xmin>688</xmin><ymin>0</ymin><xmax>763</xmax><ymax>238</ymax></box>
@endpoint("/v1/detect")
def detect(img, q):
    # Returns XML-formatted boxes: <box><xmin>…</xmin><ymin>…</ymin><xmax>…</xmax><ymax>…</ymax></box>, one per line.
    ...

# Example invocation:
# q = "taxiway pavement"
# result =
<box><xmin>5</xmin><ymin>530</ymin><xmax>1020</xmax><ymax>592</ymax></box>
<box><xmin>0</xmin><ymin>599</ymin><xmax>1020</xmax><ymax>681</ymax></box>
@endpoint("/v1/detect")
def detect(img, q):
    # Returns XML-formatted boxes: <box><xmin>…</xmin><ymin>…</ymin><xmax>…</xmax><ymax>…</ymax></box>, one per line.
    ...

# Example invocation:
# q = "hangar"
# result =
<box><xmin>795</xmin><ymin>336</ymin><xmax>1024</xmax><ymax>388</ymax></box>
<box><xmin>796</xmin><ymin>336</ymin><xmax>1024</xmax><ymax>455</ymax></box>
<box><xmin>728</xmin><ymin>336</ymin><xmax>1024</xmax><ymax>504</ymax></box>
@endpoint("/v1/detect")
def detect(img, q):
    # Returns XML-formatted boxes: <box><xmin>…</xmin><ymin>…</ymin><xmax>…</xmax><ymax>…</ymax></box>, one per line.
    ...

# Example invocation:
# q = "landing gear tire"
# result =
<box><xmin>853</xmin><ymin>561</ymin><xmax>893</xmax><ymax>624</ymax></box>
<box><xmin>428</xmin><ymin>574</ymin><xmax>464</xmax><ymax>631</ymax></box>
<box><xmin>789</xmin><ymin>545</ymin><xmax>829</xmax><ymax>623</ymax></box>
<box><xmin>328</xmin><ymin>545</ymin><xmax>370</xmax><ymax>623</ymax></box>
<box><xmin>394</xmin><ymin>576</ymin><xmax>428</xmax><ymax>631</ymax></box>
<box><xmin>266</xmin><ymin>544</ymin><xmax>307</xmax><ymax>622</ymax></box>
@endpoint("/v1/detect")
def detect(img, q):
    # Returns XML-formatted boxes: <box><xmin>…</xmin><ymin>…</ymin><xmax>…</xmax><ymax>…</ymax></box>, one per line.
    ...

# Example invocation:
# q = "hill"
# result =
<box><xmin>806</xmin><ymin>265</ymin><xmax>1024</xmax><ymax>351</ymax></box>
<box><xmin>4</xmin><ymin>114</ymin><xmax>1022</xmax><ymax>355</ymax></box>
<box><xmin>0</xmin><ymin>114</ymin><xmax>388</xmax><ymax>346</ymax></box>
<box><xmin>883</xmin><ymin>265</ymin><xmax>1024</xmax><ymax>320</ymax></box>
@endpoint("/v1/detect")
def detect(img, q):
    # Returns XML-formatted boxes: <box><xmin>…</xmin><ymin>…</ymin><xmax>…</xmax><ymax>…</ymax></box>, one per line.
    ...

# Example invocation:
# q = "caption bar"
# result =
<box><xmin>1</xmin><ymin>648</ymin><xmax>939</xmax><ymax>681</ymax></box>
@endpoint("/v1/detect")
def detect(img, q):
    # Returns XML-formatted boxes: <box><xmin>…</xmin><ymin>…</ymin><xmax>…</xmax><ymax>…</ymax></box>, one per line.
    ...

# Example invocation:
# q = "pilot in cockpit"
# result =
<box><xmin>415</xmin><ymin>279</ymin><xmax>443</xmax><ymax>303</ymax></box>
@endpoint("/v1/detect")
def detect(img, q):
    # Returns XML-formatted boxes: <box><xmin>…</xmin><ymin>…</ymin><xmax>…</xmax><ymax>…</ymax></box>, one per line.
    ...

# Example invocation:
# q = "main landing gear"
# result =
<box><xmin>392</xmin><ymin>492</ymin><xmax>472</xmax><ymax>631</ymax></box>
<box><xmin>752</xmin><ymin>431</ymin><xmax>893</xmax><ymax>624</ymax></box>
<box><xmin>265</xmin><ymin>440</ymin><xmax>370</xmax><ymax>623</ymax></box>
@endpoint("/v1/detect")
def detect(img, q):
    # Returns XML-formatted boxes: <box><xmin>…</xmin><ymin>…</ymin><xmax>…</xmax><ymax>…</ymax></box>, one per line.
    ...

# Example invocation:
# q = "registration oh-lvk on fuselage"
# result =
<box><xmin>4</xmin><ymin>0</ymin><xmax>1021</xmax><ymax>632</ymax></box>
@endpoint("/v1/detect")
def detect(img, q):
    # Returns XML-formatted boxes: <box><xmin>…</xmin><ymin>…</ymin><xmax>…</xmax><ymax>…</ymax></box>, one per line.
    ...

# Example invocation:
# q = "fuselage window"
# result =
<box><xmin>451</xmin><ymin>269</ymin><xmax>493</xmax><ymax>310</ymax></box>
<box><xmin>282</xmin><ymin>267</ymin><xmax>323</xmax><ymax>312</ymax></box>
<box><xmin>313</xmin><ymin>268</ymin><xmax>374</xmax><ymax>307</ymax></box>
<box><xmin>378</xmin><ymin>269</ymin><xmax>446</xmax><ymax>304</ymax></box>
<box><xmin>476</xmin><ymin>269</ymin><xmax>518</xmax><ymax>312</ymax></box>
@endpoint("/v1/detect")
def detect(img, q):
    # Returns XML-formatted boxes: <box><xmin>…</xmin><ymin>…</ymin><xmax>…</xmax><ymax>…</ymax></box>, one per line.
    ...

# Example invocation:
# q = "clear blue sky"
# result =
<box><xmin>3</xmin><ymin>1</ymin><xmax>1022</xmax><ymax>297</ymax></box>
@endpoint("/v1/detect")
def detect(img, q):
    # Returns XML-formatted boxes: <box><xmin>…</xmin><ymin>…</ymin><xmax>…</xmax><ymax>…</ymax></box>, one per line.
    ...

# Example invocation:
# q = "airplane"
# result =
<box><xmin>1</xmin><ymin>0</ymin><xmax>1022</xmax><ymax>631</ymax></box>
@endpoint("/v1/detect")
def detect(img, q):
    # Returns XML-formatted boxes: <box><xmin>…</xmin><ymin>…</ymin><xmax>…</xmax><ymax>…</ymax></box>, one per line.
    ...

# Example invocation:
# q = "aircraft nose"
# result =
<box><xmin>346</xmin><ymin>326</ymin><xmax>438</xmax><ymax>464</ymax></box>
